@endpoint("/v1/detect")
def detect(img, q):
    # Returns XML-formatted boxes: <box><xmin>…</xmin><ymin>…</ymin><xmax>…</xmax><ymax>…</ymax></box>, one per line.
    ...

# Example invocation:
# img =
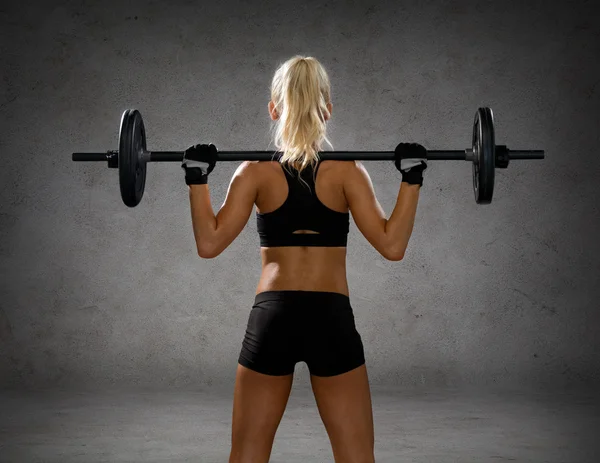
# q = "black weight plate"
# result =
<box><xmin>472</xmin><ymin>107</ymin><xmax>495</xmax><ymax>204</ymax></box>
<box><xmin>119</xmin><ymin>109</ymin><xmax>147</xmax><ymax>207</ymax></box>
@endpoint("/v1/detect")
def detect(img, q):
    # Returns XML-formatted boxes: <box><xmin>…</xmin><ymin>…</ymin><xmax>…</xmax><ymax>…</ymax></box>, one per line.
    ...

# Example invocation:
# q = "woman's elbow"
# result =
<box><xmin>197</xmin><ymin>243</ymin><xmax>220</xmax><ymax>259</ymax></box>
<box><xmin>382</xmin><ymin>246</ymin><xmax>405</xmax><ymax>261</ymax></box>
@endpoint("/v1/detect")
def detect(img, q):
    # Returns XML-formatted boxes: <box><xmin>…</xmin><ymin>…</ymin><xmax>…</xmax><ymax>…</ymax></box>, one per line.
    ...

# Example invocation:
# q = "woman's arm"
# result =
<box><xmin>343</xmin><ymin>161</ymin><xmax>421</xmax><ymax>261</ymax></box>
<box><xmin>188</xmin><ymin>161</ymin><xmax>258</xmax><ymax>258</ymax></box>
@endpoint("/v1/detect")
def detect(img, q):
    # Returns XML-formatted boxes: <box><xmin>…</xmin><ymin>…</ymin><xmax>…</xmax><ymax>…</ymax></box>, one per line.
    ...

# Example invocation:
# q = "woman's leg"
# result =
<box><xmin>302</xmin><ymin>292</ymin><xmax>374</xmax><ymax>462</ymax></box>
<box><xmin>229</xmin><ymin>364</ymin><xmax>294</xmax><ymax>463</ymax></box>
<box><xmin>310</xmin><ymin>364</ymin><xmax>375</xmax><ymax>463</ymax></box>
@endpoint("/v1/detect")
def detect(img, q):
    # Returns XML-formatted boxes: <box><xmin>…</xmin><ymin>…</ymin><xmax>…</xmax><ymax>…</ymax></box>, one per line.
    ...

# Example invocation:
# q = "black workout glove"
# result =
<box><xmin>181</xmin><ymin>144</ymin><xmax>218</xmax><ymax>185</ymax></box>
<box><xmin>394</xmin><ymin>142</ymin><xmax>428</xmax><ymax>186</ymax></box>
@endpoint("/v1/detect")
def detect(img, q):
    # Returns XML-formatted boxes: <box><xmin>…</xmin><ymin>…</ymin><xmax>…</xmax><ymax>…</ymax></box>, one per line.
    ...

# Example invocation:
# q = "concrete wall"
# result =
<box><xmin>1</xmin><ymin>0</ymin><xmax>598</xmax><ymax>391</ymax></box>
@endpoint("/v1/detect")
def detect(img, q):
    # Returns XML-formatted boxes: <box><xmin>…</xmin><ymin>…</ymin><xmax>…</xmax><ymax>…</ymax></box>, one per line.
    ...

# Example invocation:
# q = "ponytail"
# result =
<box><xmin>270</xmin><ymin>56</ymin><xmax>333</xmax><ymax>176</ymax></box>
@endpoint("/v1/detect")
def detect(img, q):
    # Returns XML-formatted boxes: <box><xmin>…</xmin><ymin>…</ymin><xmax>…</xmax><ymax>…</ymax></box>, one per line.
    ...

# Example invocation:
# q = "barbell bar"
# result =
<box><xmin>71</xmin><ymin>107</ymin><xmax>544</xmax><ymax>208</ymax></box>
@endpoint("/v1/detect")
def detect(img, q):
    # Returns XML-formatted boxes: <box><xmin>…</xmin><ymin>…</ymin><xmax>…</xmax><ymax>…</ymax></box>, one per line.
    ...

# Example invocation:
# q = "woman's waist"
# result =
<box><xmin>256</xmin><ymin>262</ymin><xmax>349</xmax><ymax>296</ymax></box>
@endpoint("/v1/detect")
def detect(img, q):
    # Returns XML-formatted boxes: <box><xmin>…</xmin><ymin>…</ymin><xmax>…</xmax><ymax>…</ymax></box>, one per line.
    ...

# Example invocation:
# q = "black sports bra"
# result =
<box><xmin>256</xmin><ymin>155</ymin><xmax>350</xmax><ymax>247</ymax></box>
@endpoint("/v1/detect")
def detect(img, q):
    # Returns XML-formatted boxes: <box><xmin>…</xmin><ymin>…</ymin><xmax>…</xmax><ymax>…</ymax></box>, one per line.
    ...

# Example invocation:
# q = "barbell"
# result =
<box><xmin>72</xmin><ymin>107</ymin><xmax>544</xmax><ymax>207</ymax></box>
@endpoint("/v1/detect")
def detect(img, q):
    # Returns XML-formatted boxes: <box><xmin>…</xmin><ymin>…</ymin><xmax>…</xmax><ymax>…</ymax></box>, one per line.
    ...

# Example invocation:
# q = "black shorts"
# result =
<box><xmin>238</xmin><ymin>290</ymin><xmax>366</xmax><ymax>377</ymax></box>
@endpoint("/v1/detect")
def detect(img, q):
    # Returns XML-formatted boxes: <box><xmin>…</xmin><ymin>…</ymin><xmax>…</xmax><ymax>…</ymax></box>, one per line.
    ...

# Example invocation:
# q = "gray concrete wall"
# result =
<box><xmin>1</xmin><ymin>0</ymin><xmax>598</xmax><ymax>391</ymax></box>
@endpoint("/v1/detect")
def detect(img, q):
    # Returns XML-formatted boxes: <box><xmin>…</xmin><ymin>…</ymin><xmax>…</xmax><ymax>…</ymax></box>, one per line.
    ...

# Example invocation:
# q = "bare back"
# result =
<box><xmin>254</xmin><ymin>160</ymin><xmax>350</xmax><ymax>295</ymax></box>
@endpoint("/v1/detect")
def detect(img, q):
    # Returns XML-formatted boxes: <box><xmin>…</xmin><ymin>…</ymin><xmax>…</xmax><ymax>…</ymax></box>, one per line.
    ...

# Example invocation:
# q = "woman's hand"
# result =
<box><xmin>181</xmin><ymin>143</ymin><xmax>218</xmax><ymax>185</ymax></box>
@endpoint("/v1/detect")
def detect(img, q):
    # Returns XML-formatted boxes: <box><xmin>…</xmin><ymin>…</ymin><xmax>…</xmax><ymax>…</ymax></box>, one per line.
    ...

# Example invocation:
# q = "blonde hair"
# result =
<box><xmin>270</xmin><ymin>56</ymin><xmax>333</xmax><ymax>175</ymax></box>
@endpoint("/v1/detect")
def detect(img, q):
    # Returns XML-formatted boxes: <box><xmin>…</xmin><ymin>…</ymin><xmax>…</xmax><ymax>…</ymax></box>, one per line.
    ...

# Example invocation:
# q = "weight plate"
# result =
<box><xmin>472</xmin><ymin>107</ymin><xmax>495</xmax><ymax>204</ymax></box>
<box><xmin>119</xmin><ymin>109</ymin><xmax>147</xmax><ymax>207</ymax></box>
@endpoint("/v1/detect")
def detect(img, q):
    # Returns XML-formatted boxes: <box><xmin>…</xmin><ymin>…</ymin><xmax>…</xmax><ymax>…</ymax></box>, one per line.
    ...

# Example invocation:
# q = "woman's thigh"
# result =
<box><xmin>230</xmin><ymin>364</ymin><xmax>294</xmax><ymax>463</ymax></box>
<box><xmin>310</xmin><ymin>364</ymin><xmax>375</xmax><ymax>463</ymax></box>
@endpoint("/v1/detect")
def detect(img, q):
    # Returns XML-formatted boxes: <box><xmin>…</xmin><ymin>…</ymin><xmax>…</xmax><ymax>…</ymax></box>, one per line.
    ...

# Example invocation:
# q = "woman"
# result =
<box><xmin>181</xmin><ymin>56</ymin><xmax>426</xmax><ymax>463</ymax></box>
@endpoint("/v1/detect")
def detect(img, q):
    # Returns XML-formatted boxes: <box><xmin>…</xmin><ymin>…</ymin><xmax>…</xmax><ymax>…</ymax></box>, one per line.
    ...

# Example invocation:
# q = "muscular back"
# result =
<box><xmin>253</xmin><ymin>160</ymin><xmax>351</xmax><ymax>295</ymax></box>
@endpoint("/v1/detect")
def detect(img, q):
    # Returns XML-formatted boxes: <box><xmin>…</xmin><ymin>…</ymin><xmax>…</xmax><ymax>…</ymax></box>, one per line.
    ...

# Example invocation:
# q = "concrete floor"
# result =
<box><xmin>1</xmin><ymin>387</ymin><xmax>598</xmax><ymax>463</ymax></box>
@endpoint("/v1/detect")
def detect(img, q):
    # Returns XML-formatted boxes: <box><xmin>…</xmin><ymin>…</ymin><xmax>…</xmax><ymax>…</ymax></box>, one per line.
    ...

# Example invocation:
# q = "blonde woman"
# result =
<box><xmin>181</xmin><ymin>56</ymin><xmax>427</xmax><ymax>463</ymax></box>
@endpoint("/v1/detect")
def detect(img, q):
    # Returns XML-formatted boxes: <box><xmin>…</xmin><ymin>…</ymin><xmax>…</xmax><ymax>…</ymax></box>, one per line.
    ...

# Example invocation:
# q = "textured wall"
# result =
<box><xmin>1</xmin><ymin>0</ymin><xmax>598</xmax><ymax>391</ymax></box>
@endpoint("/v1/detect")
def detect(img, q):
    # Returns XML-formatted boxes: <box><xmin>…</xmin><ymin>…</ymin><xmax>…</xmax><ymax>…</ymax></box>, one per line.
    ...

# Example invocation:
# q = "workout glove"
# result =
<box><xmin>394</xmin><ymin>142</ymin><xmax>428</xmax><ymax>186</ymax></box>
<box><xmin>182</xmin><ymin>144</ymin><xmax>218</xmax><ymax>185</ymax></box>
